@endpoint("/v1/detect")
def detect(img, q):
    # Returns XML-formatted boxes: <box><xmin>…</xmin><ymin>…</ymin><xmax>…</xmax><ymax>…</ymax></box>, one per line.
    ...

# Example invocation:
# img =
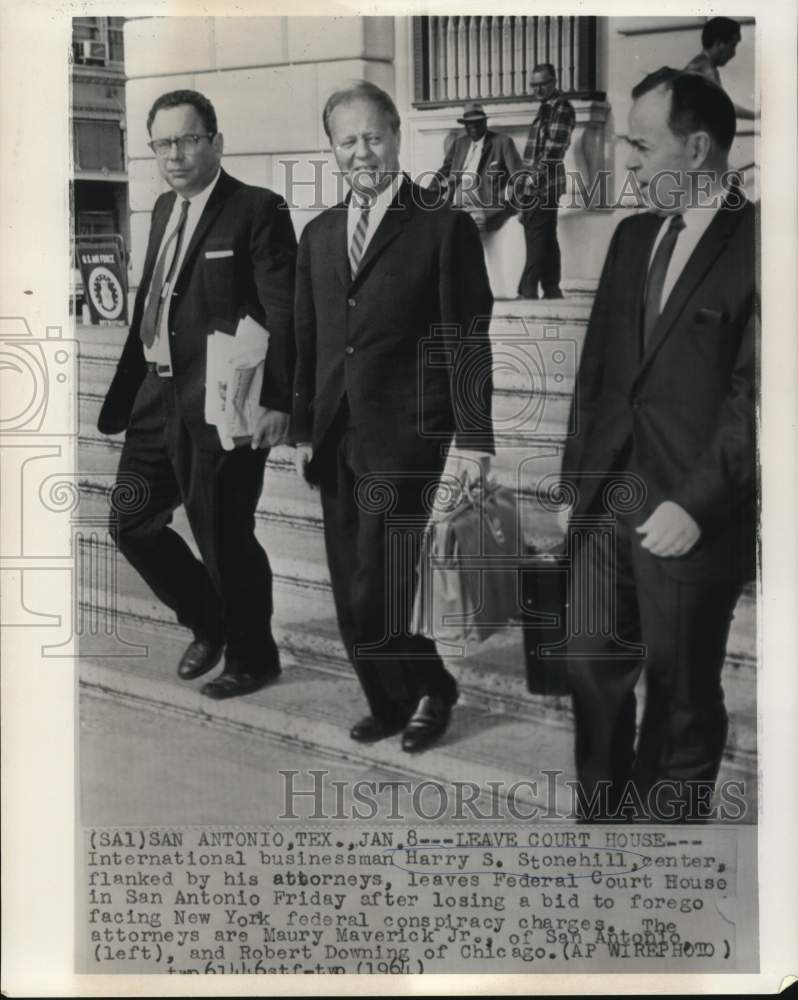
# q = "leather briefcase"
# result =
<box><xmin>412</xmin><ymin>483</ymin><xmax>521</xmax><ymax>643</ymax></box>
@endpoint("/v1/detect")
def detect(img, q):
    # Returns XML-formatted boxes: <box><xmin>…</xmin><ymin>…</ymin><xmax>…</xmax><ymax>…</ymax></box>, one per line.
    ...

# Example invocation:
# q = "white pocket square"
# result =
<box><xmin>205</xmin><ymin>250</ymin><xmax>234</xmax><ymax>259</ymax></box>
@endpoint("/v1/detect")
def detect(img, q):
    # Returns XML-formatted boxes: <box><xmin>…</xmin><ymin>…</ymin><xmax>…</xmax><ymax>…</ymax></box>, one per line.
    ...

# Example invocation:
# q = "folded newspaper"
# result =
<box><xmin>204</xmin><ymin>315</ymin><xmax>270</xmax><ymax>450</ymax></box>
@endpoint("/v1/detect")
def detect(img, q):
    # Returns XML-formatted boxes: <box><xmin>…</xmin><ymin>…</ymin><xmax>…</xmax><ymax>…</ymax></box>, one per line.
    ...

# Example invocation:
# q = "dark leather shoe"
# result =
<box><xmin>350</xmin><ymin>716</ymin><xmax>407</xmax><ymax>743</ymax></box>
<box><xmin>542</xmin><ymin>288</ymin><xmax>564</xmax><ymax>299</ymax></box>
<box><xmin>200</xmin><ymin>667</ymin><xmax>280</xmax><ymax>700</ymax></box>
<box><xmin>177</xmin><ymin>638</ymin><xmax>224</xmax><ymax>680</ymax></box>
<box><xmin>401</xmin><ymin>691</ymin><xmax>458</xmax><ymax>753</ymax></box>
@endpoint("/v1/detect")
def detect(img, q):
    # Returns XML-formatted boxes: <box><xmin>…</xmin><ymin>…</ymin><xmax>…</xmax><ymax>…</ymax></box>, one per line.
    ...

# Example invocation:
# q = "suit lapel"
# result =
<box><xmin>451</xmin><ymin>136</ymin><xmax>468</xmax><ymax>173</ymax></box>
<box><xmin>173</xmin><ymin>169</ymin><xmax>239</xmax><ymax>288</ymax></box>
<box><xmin>328</xmin><ymin>201</ymin><xmax>350</xmax><ymax>290</ymax></box>
<box><xmin>348</xmin><ymin>177</ymin><xmax>412</xmax><ymax>288</ymax></box>
<box><xmin>637</xmin><ymin>195</ymin><xmax>744</xmax><ymax>375</ymax></box>
<box><xmin>476</xmin><ymin>131</ymin><xmax>495</xmax><ymax>175</ymax></box>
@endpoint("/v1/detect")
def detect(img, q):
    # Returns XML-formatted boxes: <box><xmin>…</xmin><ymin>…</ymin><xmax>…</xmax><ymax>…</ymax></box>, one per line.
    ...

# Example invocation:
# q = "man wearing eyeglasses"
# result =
<box><xmin>516</xmin><ymin>63</ymin><xmax>575</xmax><ymax>300</ymax></box>
<box><xmin>99</xmin><ymin>89</ymin><xmax>297</xmax><ymax>700</ymax></box>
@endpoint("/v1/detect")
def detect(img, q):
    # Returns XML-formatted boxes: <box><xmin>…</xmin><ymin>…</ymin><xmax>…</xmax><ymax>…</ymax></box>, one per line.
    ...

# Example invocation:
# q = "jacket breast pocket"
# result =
<box><xmin>202</xmin><ymin>244</ymin><xmax>238</xmax><ymax>321</ymax></box>
<box><xmin>693</xmin><ymin>307</ymin><xmax>729</xmax><ymax>328</ymax></box>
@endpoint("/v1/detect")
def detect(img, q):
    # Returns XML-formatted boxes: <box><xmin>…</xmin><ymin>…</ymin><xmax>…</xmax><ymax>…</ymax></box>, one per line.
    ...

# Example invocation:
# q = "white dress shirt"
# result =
<box><xmin>461</xmin><ymin>135</ymin><xmax>485</xmax><ymax>175</ymax></box>
<box><xmin>346</xmin><ymin>173</ymin><xmax>403</xmax><ymax>261</ymax></box>
<box><xmin>647</xmin><ymin>198</ymin><xmax>722</xmax><ymax>309</ymax></box>
<box><xmin>144</xmin><ymin>169</ymin><xmax>221</xmax><ymax>371</ymax></box>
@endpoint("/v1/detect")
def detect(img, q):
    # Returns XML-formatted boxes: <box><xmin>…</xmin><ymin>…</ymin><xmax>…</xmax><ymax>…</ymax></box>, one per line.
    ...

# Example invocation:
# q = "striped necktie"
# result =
<box><xmin>140</xmin><ymin>198</ymin><xmax>190</xmax><ymax>348</ymax></box>
<box><xmin>642</xmin><ymin>213</ymin><xmax>686</xmax><ymax>349</ymax></box>
<box><xmin>349</xmin><ymin>197</ymin><xmax>372</xmax><ymax>278</ymax></box>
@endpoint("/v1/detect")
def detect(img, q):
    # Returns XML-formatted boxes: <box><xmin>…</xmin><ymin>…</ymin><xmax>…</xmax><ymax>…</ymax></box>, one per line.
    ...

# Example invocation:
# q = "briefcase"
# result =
<box><xmin>519</xmin><ymin>546</ymin><xmax>571</xmax><ymax>695</ymax></box>
<box><xmin>412</xmin><ymin>483</ymin><xmax>521</xmax><ymax>644</ymax></box>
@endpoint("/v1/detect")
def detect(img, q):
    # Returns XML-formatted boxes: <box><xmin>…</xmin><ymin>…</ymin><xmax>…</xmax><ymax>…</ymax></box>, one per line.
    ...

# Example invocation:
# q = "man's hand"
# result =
<box><xmin>636</xmin><ymin>501</ymin><xmax>701</xmax><ymax>557</ymax></box>
<box><xmin>294</xmin><ymin>443</ymin><xmax>314</xmax><ymax>485</ymax></box>
<box><xmin>453</xmin><ymin>452</ymin><xmax>491</xmax><ymax>491</ymax></box>
<box><xmin>250</xmin><ymin>409</ymin><xmax>290</xmax><ymax>449</ymax></box>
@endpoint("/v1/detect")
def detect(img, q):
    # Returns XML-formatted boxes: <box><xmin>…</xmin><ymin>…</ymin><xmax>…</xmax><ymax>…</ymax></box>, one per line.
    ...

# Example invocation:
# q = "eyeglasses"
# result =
<box><xmin>148</xmin><ymin>133</ymin><xmax>215</xmax><ymax>157</ymax></box>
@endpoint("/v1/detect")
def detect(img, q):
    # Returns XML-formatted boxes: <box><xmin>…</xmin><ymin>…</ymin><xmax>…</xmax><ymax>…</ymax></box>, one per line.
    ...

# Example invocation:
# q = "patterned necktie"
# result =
<box><xmin>642</xmin><ymin>213</ymin><xmax>686</xmax><ymax>349</ymax></box>
<box><xmin>139</xmin><ymin>198</ymin><xmax>190</xmax><ymax>348</ymax></box>
<box><xmin>349</xmin><ymin>198</ymin><xmax>372</xmax><ymax>278</ymax></box>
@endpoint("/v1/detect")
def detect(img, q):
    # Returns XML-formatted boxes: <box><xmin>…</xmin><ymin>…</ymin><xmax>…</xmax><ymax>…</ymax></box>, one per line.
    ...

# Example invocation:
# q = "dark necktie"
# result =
<box><xmin>642</xmin><ymin>213</ymin><xmax>686</xmax><ymax>349</ymax></box>
<box><xmin>349</xmin><ymin>198</ymin><xmax>372</xmax><ymax>277</ymax></box>
<box><xmin>139</xmin><ymin>198</ymin><xmax>190</xmax><ymax>348</ymax></box>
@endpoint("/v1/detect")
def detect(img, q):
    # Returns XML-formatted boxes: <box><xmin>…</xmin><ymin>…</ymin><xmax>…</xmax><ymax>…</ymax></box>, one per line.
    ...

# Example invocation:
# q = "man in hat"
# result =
<box><xmin>435</xmin><ymin>102</ymin><xmax>523</xmax><ymax>232</ymax></box>
<box><xmin>517</xmin><ymin>64</ymin><xmax>575</xmax><ymax>299</ymax></box>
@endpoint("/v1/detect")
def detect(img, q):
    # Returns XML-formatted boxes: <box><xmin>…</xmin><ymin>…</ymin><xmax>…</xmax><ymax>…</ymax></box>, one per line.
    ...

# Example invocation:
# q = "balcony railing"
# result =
<box><xmin>412</xmin><ymin>15</ymin><xmax>601</xmax><ymax>106</ymax></box>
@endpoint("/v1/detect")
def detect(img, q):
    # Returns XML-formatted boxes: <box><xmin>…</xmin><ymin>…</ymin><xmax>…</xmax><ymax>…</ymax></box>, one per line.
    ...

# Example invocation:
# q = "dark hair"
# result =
<box><xmin>531</xmin><ymin>62</ymin><xmax>557</xmax><ymax>80</ymax></box>
<box><xmin>322</xmin><ymin>80</ymin><xmax>400</xmax><ymax>140</ymax></box>
<box><xmin>702</xmin><ymin>16</ymin><xmax>741</xmax><ymax>49</ymax></box>
<box><xmin>631</xmin><ymin>67</ymin><xmax>736</xmax><ymax>153</ymax></box>
<box><xmin>147</xmin><ymin>90</ymin><xmax>218</xmax><ymax>135</ymax></box>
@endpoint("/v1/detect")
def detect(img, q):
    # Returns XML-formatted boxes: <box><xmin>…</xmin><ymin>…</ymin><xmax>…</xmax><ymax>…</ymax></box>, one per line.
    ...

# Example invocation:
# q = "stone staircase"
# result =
<box><xmin>75</xmin><ymin>294</ymin><xmax>757</xmax><ymax>814</ymax></box>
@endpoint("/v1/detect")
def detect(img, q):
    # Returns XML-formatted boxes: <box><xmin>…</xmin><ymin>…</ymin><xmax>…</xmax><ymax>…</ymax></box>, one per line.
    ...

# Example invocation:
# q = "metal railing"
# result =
<box><xmin>412</xmin><ymin>15</ymin><xmax>601</xmax><ymax>106</ymax></box>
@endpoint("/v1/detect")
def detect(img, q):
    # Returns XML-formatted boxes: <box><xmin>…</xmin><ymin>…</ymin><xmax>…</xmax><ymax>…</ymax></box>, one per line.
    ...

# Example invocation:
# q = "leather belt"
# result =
<box><xmin>145</xmin><ymin>361</ymin><xmax>173</xmax><ymax>377</ymax></box>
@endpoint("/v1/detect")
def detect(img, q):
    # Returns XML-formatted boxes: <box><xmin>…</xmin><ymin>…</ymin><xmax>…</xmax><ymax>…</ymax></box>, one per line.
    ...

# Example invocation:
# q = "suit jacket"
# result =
<box><xmin>291</xmin><ymin>178</ymin><xmax>495</xmax><ymax>475</ymax></box>
<box><xmin>437</xmin><ymin>129</ymin><xmax>523</xmax><ymax>230</ymax></box>
<box><xmin>562</xmin><ymin>191</ymin><xmax>757</xmax><ymax>581</ymax></box>
<box><xmin>98</xmin><ymin>168</ymin><xmax>297</xmax><ymax>444</ymax></box>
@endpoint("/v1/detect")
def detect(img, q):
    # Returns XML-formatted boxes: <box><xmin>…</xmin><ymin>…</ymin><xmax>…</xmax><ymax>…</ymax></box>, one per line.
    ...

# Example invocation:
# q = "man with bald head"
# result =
<box><xmin>561</xmin><ymin>69</ymin><xmax>756</xmax><ymax>821</ymax></box>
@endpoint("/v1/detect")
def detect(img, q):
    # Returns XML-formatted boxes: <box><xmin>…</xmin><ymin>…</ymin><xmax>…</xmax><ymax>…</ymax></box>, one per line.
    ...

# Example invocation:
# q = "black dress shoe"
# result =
<box><xmin>177</xmin><ymin>638</ymin><xmax>224</xmax><ymax>680</ymax></box>
<box><xmin>200</xmin><ymin>666</ymin><xmax>280</xmax><ymax>700</ymax></box>
<box><xmin>401</xmin><ymin>691</ymin><xmax>458</xmax><ymax>753</ymax></box>
<box><xmin>542</xmin><ymin>289</ymin><xmax>564</xmax><ymax>299</ymax></box>
<box><xmin>350</xmin><ymin>716</ymin><xmax>407</xmax><ymax>744</ymax></box>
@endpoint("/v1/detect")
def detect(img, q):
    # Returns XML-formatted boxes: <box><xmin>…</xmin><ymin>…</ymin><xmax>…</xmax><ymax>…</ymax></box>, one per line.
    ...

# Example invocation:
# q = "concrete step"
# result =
<box><xmin>78</xmin><ymin>592</ymin><xmax>756</xmax><ymax>803</ymax></box>
<box><xmin>76</xmin><ymin>302</ymin><xmax>591</xmax><ymax>401</ymax></box>
<box><xmin>75</xmin><ymin>439</ymin><xmax>756</xmax><ymax>666</ymax></box>
<box><xmin>73</xmin><ymin>303</ymin><xmax>757</xmax><ymax>791</ymax></box>
<box><xmin>78</xmin><ymin>394</ymin><xmax>568</xmax><ymax>494</ymax></box>
<box><xmin>73</xmin><ymin>485</ymin><xmax>756</xmax><ymax>762</ymax></box>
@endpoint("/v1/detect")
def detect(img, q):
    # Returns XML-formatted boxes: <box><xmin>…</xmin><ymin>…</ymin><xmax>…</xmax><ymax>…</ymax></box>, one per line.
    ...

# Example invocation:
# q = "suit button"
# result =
<box><xmin>345</xmin><ymin>346</ymin><xmax>355</xmax><ymax>355</ymax></box>
<box><xmin>631</xmin><ymin>400</ymin><xmax>640</xmax><ymax>410</ymax></box>
<box><xmin>347</xmin><ymin>297</ymin><xmax>356</xmax><ymax>307</ymax></box>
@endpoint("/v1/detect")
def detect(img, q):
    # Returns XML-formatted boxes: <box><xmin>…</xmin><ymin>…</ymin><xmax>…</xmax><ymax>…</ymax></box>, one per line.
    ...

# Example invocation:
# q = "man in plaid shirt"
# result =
<box><xmin>517</xmin><ymin>63</ymin><xmax>575</xmax><ymax>299</ymax></box>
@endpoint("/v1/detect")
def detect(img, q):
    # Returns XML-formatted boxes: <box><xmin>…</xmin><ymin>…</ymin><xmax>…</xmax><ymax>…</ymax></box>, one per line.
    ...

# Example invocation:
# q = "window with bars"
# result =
<box><xmin>412</xmin><ymin>15</ymin><xmax>600</xmax><ymax>106</ymax></box>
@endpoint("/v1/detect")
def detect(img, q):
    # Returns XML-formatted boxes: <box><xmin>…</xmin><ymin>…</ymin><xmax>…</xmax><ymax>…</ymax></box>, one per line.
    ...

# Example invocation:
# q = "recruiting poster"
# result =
<box><xmin>1</xmin><ymin>2</ymin><xmax>796</xmax><ymax>996</ymax></box>
<box><xmin>76</xmin><ymin>241</ymin><xmax>129</xmax><ymax>325</ymax></box>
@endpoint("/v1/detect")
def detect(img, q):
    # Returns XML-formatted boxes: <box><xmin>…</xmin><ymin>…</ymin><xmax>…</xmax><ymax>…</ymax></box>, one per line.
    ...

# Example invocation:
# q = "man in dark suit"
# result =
<box><xmin>292</xmin><ymin>81</ymin><xmax>494</xmax><ymax>753</ymax></box>
<box><xmin>99</xmin><ymin>90</ymin><xmax>297</xmax><ymax>699</ymax></box>
<box><xmin>561</xmin><ymin>69</ymin><xmax>756</xmax><ymax>821</ymax></box>
<box><xmin>435</xmin><ymin>102</ymin><xmax>523</xmax><ymax>232</ymax></box>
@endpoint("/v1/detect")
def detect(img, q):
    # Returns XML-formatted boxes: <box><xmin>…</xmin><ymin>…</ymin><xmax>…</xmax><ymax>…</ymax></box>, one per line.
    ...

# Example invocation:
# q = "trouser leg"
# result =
<box><xmin>112</xmin><ymin>374</ymin><xmax>223</xmax><ymax>641</ymax></box>
<box><xmin>518</xmin><ymin>204</ymin><xmax>560</xmax><ymax>297</ymax></box>
<box><xmin>177</xmin><ymin>439</ymin><xmax>274</xmax><ymax>664</ymax></box>
<box><xmin>630</xmin><ymin>545</ymin><xmax>742</xmax><ymax>820</ymax></box>
<box><xmin>566</xmin><ymin>520</ymin><xmax>645</xmax><ymax>820</ymax></box>
<box><xmin>319</xmin><ymin>424</ymin><xmax>455</xmax><ymax>723</ymax></box>
<box><xmin>540</xmin><ymin>206</ymin><xmax>562</xmax><ymax>296</ymax></box>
